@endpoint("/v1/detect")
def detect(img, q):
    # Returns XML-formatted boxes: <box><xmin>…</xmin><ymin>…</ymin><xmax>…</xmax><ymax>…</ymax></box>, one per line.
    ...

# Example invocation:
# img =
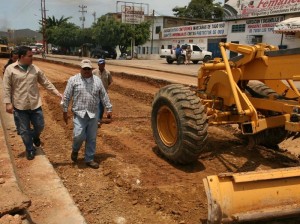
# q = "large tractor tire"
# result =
<box><xmin>247</xmin><ymin>81</ymin><xmax>287</xmax><ymax>148</ymax></box>
<box><xmin>151</xmin><ymin>84</ymin><xmax>208</xmax><ymax>164</ymax></box>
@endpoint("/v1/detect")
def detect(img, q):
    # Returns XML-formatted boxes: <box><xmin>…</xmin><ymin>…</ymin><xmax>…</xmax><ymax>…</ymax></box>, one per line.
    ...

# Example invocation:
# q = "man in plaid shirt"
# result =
<box><xmin>62</xmin><ymin>59</ymin><xmax>112</xmax><ymax>169</ymax></box>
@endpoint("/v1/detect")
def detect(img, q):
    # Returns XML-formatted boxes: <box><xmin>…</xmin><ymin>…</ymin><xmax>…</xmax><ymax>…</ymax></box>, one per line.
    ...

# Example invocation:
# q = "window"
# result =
<box><xmin>232</xmin><ymin>24</ymin><xmax>246</xmax><ymax>33</ymax></box>
<box><xmin>155</xmin><ymin>26</ymin><xmax>161</xmax><ymax>34</ymax></box>
<box><xmin>247</xmin><ymin>35</ymin><xmax>263</xmax><ymax>44</ymax></box>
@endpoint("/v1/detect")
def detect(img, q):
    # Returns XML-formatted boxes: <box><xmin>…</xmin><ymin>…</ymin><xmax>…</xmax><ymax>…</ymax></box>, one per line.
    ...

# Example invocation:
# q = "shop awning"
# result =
<box><xmin>274</xmin><ymin>17</ymin><xmax>300</xmax><ymax>33</ymax></box>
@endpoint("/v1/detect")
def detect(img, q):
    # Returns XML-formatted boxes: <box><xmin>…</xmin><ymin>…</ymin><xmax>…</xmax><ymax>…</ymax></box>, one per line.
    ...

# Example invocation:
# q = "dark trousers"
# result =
<box><xmin>13</xmin><ymin>107</ymin><xmax>44</xmax><ymax>152</ymax></box>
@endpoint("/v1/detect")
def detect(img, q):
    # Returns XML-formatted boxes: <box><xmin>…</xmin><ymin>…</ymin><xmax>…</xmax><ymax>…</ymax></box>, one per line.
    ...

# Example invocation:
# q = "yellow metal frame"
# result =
<box><xmin>203</xmin><ymin>167</ymin><xmax>300</xmax><ymax>223</ymax></box>
<box><xmin>198</xmin><ymin>42</ymin><xmax>300</xmax><ymax>134</ymax></box>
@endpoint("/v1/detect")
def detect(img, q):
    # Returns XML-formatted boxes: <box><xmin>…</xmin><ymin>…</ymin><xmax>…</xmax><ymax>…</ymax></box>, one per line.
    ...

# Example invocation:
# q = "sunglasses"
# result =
<box><xmin>82</xmin><ymin>67</ymin><xmax>91</xmax><ymax>71</ymax></box>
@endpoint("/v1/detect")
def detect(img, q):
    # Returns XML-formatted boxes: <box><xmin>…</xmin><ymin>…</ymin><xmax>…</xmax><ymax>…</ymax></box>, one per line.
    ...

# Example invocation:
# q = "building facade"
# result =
<box><xmin>138</xmin><ymin>1</ymin><xmax>300</xmax><ymax>59</ymax></box>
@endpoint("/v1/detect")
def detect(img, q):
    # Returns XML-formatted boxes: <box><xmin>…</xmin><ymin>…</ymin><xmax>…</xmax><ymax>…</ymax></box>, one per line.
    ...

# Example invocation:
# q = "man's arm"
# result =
<box><xmin>37</xmin><ymin>69</ymin><xmax>62</xmax><ymax>98</ymax></box>
<box><xmin>62</xmin><ymin>78</ymin><xmax>73</xmax><ymax>124</ymax></box>
<box><xmin>108</xmin><ymin>71</ymin><xmax>113</xmax><ymax>86</ymax></box>
<box><xmin>3</xmin><ymin>67</ymin><xmax>13</xmax><ymax>113</ymax></box>
<box><xmin>99</xmin><ymin>82</ymin><xmax>112</xmax><ymax>118</ymax></box>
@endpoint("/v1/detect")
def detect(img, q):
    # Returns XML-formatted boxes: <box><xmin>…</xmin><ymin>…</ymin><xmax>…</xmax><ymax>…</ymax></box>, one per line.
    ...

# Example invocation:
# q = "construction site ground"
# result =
<box><xmin>0</xmin><ymin>56</ymin><xmax>300</xmax><ymax>224</ymax></box>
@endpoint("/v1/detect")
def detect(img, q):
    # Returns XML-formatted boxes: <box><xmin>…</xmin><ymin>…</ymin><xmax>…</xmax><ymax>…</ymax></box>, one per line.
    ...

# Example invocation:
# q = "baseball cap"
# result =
<box><xmin>80</xmin><ymin>59</ymin><xmax>93</xmax><ymax>68</ymax></box>
<box><xmin>98</xmin><ymin>58</ymin><xmax>105</xmax><ymax>64</ymax></box>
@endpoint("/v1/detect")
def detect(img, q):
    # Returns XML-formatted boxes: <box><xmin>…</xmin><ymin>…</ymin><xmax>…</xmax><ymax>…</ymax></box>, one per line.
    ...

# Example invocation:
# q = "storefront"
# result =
<box><xmin>224</xmin><ymin>0</ymin><xmax>300</xmax><ymax>49</ymax></box>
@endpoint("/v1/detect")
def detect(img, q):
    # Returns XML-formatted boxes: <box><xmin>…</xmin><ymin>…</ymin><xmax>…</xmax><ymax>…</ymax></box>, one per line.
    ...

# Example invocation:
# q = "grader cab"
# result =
<box><xmin>151</xmin><ymin>42</ymin><xmax>300</xmax><ymax>223</ymax></box>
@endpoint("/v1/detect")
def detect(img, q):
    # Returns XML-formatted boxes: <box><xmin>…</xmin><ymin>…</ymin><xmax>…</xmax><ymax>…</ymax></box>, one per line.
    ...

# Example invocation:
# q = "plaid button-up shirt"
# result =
<box><xmin>63</xmin><ymin>73</ymin><xmax>112</xmax><ymax>118</ymax></box>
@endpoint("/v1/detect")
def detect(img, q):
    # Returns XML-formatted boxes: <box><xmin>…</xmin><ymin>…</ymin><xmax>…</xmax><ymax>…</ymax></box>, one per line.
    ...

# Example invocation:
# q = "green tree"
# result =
<box><xmin>44</xmin><ymin>16</ymin><xmax>72</xmax><ymax>29</ymax></box>
<box><xmin>47</xmin><ymin>22</ymin><xmax>83</xmax><ymax>53</ymax></box>
<box><xmin>92</xmin><ymin>16</ymin><xmax>151</xmax><ymax>55</ymax></box>
<box><xmin>92</xmin><ymin>16</ymin><xmax>121</xmax><ymax>48</ymax></box>
<box><xmin>172</xmin><ymin>0</ymin><xmax>223</xmax><ymax>21</ymax></box>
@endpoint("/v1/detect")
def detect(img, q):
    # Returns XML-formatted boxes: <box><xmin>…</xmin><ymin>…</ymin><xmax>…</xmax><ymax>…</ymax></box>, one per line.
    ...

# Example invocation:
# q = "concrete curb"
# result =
<box><xmin>0</xmin><ymin>78</ymin><xmax>87</xmax><ymax>224</ymax></box>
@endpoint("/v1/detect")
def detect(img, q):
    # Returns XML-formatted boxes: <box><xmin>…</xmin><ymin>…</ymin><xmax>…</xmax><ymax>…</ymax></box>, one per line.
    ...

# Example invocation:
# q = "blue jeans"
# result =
<box><xmin>13</xmin><ymin>107</ymin><xmax>44</xmax><ymax>152</ymax></box>
<box><xmin>98</xmin><ymin>101</ymin><xmax>104</xmax><ymax>121</ymax></box>
<box><xmin>72</xmin><ymin>113</ymin><xmax>98</xmax><ymax>162</ymax></box>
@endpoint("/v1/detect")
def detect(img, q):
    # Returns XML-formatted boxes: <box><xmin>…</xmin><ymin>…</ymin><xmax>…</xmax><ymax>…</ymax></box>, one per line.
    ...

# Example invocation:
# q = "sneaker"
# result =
<box><xmin>26</xmin><ymin>150</ymin><xmax>35</xmax><ymax>160</ymax></box>
<box><xmin>33</xmin><ymin>137</ymin><xmax>41</xmax><ymax>147</ymax></box>
<box><xmin>86</xmin><ymin>161</ymin><xmax>99</xmax><ymax>169</ymax></box>
<box><xmin>71</xmin><ymin>151</ymin><xmax>78</xmax><ymax>162</ymax></box>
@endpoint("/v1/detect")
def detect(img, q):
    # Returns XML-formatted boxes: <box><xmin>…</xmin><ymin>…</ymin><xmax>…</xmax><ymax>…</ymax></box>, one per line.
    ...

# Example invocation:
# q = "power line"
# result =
<box><xmin>16</xmin><ymin>0</ymin><xmax>35</xmax><ymax>15</ymax></box>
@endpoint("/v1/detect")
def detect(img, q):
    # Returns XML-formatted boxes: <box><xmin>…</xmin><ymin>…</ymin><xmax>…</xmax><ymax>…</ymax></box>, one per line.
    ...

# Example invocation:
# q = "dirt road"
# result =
<box><xmin>1</xmin><ymin>58</ymin><xmax>300</xmax><ymax>224</ymax></box>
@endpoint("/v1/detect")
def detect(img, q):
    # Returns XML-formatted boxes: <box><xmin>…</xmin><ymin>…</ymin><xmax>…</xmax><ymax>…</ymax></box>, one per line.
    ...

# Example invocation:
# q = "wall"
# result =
<box><xmin>226</xmin><ymin>15</ymin><xmax>300</xmax><ymax>49</ymax></box>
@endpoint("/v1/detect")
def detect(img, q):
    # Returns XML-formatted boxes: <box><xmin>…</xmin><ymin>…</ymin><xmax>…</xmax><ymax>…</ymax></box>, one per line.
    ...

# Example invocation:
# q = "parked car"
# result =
<box><xmin>29</xmin><ymin>45</ymin><xmax>39</xmax><ymax>54</ymax></box>
<box><xmin>90</xmin><ymin>46</ymin><xmax>117</xmax><ymax>59</ymax></box>
<box><xmin>160</xmin><ymin>44</ymin><xmax>212</xmax><ymax>64</ymax></box>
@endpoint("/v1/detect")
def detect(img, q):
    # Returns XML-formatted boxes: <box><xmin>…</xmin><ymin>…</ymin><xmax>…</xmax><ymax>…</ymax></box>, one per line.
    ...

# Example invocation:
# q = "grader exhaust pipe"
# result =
<box><xmin>203</xmin><ymin>167</ymin><xmax>300</xmax><ymax>223</ymax></box>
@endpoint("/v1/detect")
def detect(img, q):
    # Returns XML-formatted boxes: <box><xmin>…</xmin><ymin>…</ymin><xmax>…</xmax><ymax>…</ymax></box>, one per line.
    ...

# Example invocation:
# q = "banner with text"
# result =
<box><xmin>162</xmin><ymin>22</ymin><xmax>227</xmax><ymax>39</ymax></box>
<box><xmin>246</xmin><ymin>16</ymin><xmax>284</xmax><ymax>33</ymax></box>
<box><xmin>225</xmin><ymin>0</ymin><xmax>300</xmax><ymax>19</ymax></box>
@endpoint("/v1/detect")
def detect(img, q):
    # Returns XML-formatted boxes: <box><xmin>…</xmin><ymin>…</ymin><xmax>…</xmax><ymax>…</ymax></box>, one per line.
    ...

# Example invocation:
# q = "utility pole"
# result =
<box><xmin>92</xmin><ymin>11</ymin><xmax>96</xmax><ymax>24</ymax></box>
<box><xmin>41</xmin><ymin>0</ymin><xmax>47</xmax><ymax>52</ymax></box>
<box><xmin>79</xmin><ymin>5</ymin><xmax>87</xmax><ymax>29</ymax></box>
<box><xmin>151</xmin><ymin>9</ymin><xmax>154</xmax><ymax>54</ymax></box>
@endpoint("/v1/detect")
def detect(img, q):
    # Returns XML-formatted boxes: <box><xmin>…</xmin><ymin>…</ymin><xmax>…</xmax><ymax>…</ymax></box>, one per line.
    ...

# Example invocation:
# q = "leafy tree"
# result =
<box><xmin>46</xmin><ymin>22</ymin><xmax>83</xmax><ymax>53</ymax></box>
<box><xmin>173</xmin><ymin>0</ymin><xmax>223</xmax><ymax>21</ymax></box>
<box><xmin>92</xmin><ymin>16</ymin><xmax>151</xmax><ymax>54</ymax></box>
<box><xmin>43</xmin><ymin>16</ymin><xmax>72</xmax><ymax>29</ymax></box>
<box><xmin>92</xmin><ymin>16</ymin><xmax>121</xmax><ymax>48</ymax></box>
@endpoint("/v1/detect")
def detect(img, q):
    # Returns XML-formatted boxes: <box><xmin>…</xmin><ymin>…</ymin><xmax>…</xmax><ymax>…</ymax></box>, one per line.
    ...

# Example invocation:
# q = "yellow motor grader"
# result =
<box><xmin>151</xmin><ymin>42</ymin><xmax>300</xmax><ymax>223</ymax></box>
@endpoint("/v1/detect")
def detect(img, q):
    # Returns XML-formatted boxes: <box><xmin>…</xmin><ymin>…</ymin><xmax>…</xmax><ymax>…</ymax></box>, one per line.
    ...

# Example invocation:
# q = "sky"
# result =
<box><xmin>0</xmin><ymin>0</ymin><xmax>197</xmax><ymax>31</ymax></box>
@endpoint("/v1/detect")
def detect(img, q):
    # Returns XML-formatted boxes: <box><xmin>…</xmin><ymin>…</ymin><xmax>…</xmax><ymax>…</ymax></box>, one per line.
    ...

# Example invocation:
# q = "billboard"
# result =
<box><xmin>224</xmin><ymin>0</ymin><xmax>300</xmax><ymax>19</ymax></box>
<box><xmin>121</xmin><ymin>5</ymin><xmax>145</xmax><ymax>24</ymax></box>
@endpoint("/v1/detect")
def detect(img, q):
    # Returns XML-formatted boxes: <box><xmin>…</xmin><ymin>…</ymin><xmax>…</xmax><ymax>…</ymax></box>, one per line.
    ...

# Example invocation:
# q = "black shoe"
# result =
<box><xmin>71</xmin><ymin>151</ymin><xmax>78</xmax><ymax>162</ymax></box>
<box><xmin>33</xmin><ymin>137</ymin><xmax>41</xmax><ymax>147</ymax></box>
<box><xmin>26</xmin><ymin>150</ymin><xmax>35</xmax><ymax>160</ymax></box>
<box><xmin>86</xmin><ymin>161</ymin><xmax>99</xmax><ymax>169</ymax></box>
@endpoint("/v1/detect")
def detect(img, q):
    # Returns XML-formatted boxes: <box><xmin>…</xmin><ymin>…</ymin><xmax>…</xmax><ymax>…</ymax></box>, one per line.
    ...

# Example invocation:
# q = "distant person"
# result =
<box><xmin>185</xmin><ymin>45</ymin><xmax>192</xmax><ymax>65</ymax></box>
<box><xmin>92</xmin><ymin>58</ymin><xmax>113</xmax><ymax>127</ymax></box>
<box><xmin>3</xmin><ymin>46</ymin><xmax>63</xmax><ymax>160</ymax></box>
<box><xmin>62</xmin><ymin>59</ymin><xmax>113</xmax><ymax>169</ymax></box>
<box><xmin>175</xmin><ymin>44</ymin><xmax>182</xmax><ymax>65</ymax></box>
<box><xmin>41</xmin><ymin>47</ymin><xmax>46</xmax><ymax>59</ymax></box>
<box><xmin>78</xmin><ymin>48</ymin><xmax>82</xmax><ymax>58</ymax></box>
<box><xmin>3</xmin><ymin>50</ymin><xmax>18</xmax><ymax>74</ymax></box>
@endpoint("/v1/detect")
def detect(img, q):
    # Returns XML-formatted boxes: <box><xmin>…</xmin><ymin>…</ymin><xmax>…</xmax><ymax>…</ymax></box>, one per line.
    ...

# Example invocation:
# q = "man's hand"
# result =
<box><xmin>107</xmin><ymin>111</ymin><xmax>112</xmax><ymax>119</ymax></box>
<box><xmin>57</xmin><ymin>93</ymin><xmax>63</xmax><ymax>99</ymax></box>
<box><xmin>6</xmin><ymin>103</ymin><xmax>13</xmax><ymax>114</ymax></box>
<box><xmin>63</xmin><ymin>112</ymin><xmax>68</xmax><ymax>124</ymax></box>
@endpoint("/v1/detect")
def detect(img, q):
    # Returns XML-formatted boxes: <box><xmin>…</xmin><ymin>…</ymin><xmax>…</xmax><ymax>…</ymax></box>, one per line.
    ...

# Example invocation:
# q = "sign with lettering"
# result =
<box><xmin>121</xmin><ymin>5</ymin><xmax>144</xmax><ymax>24</ymax></box>
<box><xmin>162</xmin><ymin>22</ymin><xmax>227</xmax><ymax>39</ymax></box>
<box><xmin>224</xmin><ymin>0</ymin><xmax>300</xmax><ymax>19</ymax></box>
<box><xmin>246</xmin><ymin>16</ymin><xmax>284</xmax><ymax>33</ymax></box>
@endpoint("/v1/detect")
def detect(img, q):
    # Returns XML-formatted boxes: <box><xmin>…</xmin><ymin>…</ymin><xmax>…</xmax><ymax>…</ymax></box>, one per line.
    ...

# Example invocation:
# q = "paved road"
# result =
<box><xmin>36</xmin><ymin>54</ymin><xmax>300</xmax><ymax>89</ymax></box>
<box><xmin>36</xmin><ymin>54</ymin><xmax>202</xmax><ymax>76</ymax></box>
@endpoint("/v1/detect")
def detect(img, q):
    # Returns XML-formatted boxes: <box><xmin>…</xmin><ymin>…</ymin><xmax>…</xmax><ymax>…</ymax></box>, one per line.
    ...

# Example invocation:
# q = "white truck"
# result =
<box><xmin>160</xmin><ymin>44</ymin><xmax>212</xmax><ymax>64</ymax></box>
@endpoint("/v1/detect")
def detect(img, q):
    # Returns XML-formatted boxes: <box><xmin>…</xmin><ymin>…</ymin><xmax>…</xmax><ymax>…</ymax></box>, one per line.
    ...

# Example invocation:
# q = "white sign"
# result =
<box><xmin>225</xmin><ymin>0</ymin><xmax>300</xmax><ymax>19</ymax></box>
<box><xmin>162</xmin><ymin>22</ymin><xmax>227</xmax><ymax>39</ymax></box>
<box><xmin>121</xmin><ymin>5</ymin><xmax>144</xmax><ymax>24</ymax></box>
<box><xmin>247</xmin><ymin>16</ymin><xmax>284</xmax><ymax>33</ymax></box>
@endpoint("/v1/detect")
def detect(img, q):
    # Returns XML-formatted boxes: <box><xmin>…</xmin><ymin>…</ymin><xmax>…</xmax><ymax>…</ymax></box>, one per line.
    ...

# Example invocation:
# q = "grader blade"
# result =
<box><xmin>203</xmin><ymin>167</ymin><xmax>300</xmax><ymax>223</ymax></box>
